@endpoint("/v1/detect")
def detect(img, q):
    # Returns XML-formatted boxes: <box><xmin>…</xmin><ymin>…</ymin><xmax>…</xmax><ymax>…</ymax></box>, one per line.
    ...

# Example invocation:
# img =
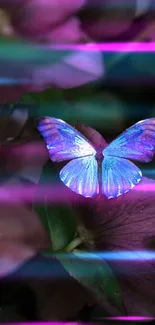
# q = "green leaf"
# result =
<box><xmin>55</xmin><ymin>251</ymin><xmax>123</xmax><ymax>311</ymax></box>
<box><xmin>64</xmin><ymin>92</ymin><xmax>126</xmax><ymax>130</ymax></box>
<box><xmin>33</xmin><ymin>160</ymin><xmax>77</xmax><ymax>252</ymax></box>
<box><xmin>130</xmin><ymin>53</ymin><xmax>155</xmax><ymax>77</ymax></box>
<box><xmin>0</xmin><ymin>37</ymin><xmax>69</xmax><ymax>64</ymax></box>
<box><xmin>20</xmin><ymin>89</ymin><xmax>126</xmax><ymax>131</ymax></box>
<box><xmin>29</xmin><ymin>89</ymin><xmax>65</xmax><ymax>111</ymax></box>
<box><xmin>20</xmin><ymin>89</ymin><xmax>68</xmax><ymax>118</ymax></box>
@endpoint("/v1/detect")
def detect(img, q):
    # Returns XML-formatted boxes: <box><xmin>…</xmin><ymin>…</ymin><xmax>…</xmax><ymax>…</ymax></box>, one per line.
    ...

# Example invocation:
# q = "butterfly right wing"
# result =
<box><xmin>60</xmin><ymin>155</ymin><xmax>99</xmax><ymax>198</ymax></box>
<box><xmin>103</xmin><ymin>118</ymin><xmax>155</xmax><ymax>163</ymax></box>
<box><xmin>102</xmin><ymin>156</ymin><xmax>142</xmax><ymax>199</ymax></box>
<box><xmin>37</xmin><ymin>117</ymin><xmax>95</xmax><ymax>162</ymax></box>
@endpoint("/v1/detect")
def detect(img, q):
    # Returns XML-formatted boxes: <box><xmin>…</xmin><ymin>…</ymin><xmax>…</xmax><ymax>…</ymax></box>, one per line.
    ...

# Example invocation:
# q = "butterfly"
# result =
<box><xmin>37</xmin><ymin>117</ymin><xmax>155</xmax><ymax>199</ymax></box>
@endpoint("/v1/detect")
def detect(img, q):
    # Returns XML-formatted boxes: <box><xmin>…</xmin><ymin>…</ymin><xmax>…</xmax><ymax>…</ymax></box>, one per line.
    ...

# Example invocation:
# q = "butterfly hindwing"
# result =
<box><xmin>37</xmin><ymin>117</ymin><xmax>95</xmax><ymax>162</ymax></box>
<box><xmin>60</xmin><ymin>156</ymin><xmax>99</xmax><ymax>198</ymax></box>
<box><xmin>102</xmin><ymin>156</ymin><xmax>142</xmax><ymax>199</ymax></box>
<box><xmin>103</xmin><ymin>118</ymin><xmax>155</xmax><ymax>162</ymax></box>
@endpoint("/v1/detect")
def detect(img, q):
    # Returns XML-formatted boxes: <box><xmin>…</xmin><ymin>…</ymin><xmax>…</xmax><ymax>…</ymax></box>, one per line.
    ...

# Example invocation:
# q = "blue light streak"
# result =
<box><xmin>45</xmin><ymin>251</ymin><xmax>155</xmax><ymax>261</ymax></box>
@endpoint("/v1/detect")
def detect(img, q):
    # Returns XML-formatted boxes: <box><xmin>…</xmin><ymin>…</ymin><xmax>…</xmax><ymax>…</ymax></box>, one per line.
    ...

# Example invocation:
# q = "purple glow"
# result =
<box><xmin>0</xmin><ymin>184</ymin><xmax>81</xmax><ymax>204</ymax></box>
<box><xmin>52</xmin><ymin>42</ymin><xmax>155</xmax><ymax>52</ymax></box>
<box><xmin>0</xmin><ymin>181</ymin><xmax>155</xmax><ymax>203</ymax></box>
<box><xmin>103</xmin><ymin>316</ymin><xmax>154</xmax><ymax>321</ymax></box>
<box><xmin>134</xmin><ymin>183</ymin><xmax>155</xmax><ymax>192</ymax></box>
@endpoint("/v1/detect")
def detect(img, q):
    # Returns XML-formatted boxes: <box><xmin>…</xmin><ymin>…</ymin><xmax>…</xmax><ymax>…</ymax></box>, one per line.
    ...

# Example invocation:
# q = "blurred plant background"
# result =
<box><xmin>0</xmin><ymin>0</ymin><xmax>155</xmax><ymax>322</ymax></box>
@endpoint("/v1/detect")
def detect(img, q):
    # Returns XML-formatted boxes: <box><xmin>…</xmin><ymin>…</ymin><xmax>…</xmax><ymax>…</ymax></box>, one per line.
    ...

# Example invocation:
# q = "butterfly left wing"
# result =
<box><xmin>37</xmin><ymin>117</ymin><xmax>96</xmax><ymax>162</ymax></box>
<box><xmin>60</xmin><ymin>155</ymin><xmax>99</xmax><ymax>197</ymax></box>
<box><xmin>102</xmin><ymin>156</ymin><xmax>142</xmax><ymax>199</ymax></box>
<box><xmin>103</xmin><ymin>118</ymin><xmax>155</xmax><ymax>162</ymax></box>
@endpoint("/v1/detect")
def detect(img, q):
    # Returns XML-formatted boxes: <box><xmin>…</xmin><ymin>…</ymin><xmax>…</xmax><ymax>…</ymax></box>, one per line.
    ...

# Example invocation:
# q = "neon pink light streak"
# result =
<box><xmin>0</xmin><ymin>181</ymin><xmax>155</xmax><ymax>203</ymax></box>
<box><xmin>103</xmin><ymin>316</ymin><xmax>155</xmax><ymax>321</ymax></box>
<box><xmin>52</xmin><ymin>42</ymin><xmax>155</xmax><ymax>52</ymax></box>
<box><xmin>0</xmin><ymin>184</ymin><xmax>80</xmax><ymax>204</ymax></box>
<box><xmin>5</xmin><ymin>320</ymin><xmax>155</xmax><ymax>324</ymax></box>
<box><xmin>5</xmin><ymin>323</ymin><xmax>79</xmax><ymax>325</ymax></box>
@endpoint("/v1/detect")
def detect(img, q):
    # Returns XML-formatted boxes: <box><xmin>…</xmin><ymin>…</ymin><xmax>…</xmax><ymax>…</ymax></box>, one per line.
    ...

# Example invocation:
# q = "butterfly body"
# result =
<box><xmin>37</xmin><ymin>117</ymin><xmax>155</xmax><ymax>199</ymax></box>
<box><xmin>95</xmin><ymin>146</ymin><xmax>104</xmax><ymax>164</ymax></box>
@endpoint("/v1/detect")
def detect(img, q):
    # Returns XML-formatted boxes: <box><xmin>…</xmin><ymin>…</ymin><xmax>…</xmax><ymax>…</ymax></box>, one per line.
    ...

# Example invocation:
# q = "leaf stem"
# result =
<box><xmin>64</xmin><ymin>237</ymin><xmax>83</xmax><ymax>252</ymax></box>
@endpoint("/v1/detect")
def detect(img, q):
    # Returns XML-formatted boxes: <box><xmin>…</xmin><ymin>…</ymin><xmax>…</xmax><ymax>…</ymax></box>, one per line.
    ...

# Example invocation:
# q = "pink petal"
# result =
<box><xmin>43</xmin><ymin>17</ymin><xmax>85</xmax><ymax>43</ymax></box>
<box><xmin>0</xmin><ymin>86</ymin><xmax>24</xmax><ymax>104</ymax></box>
<box><xmin>11</xmin><ymin>0</ymin><xmax>86</xmax><ymax>37</ymax></box>
<box><xmin>0</xmin><ymin>204</ymin><xmax>49</xmax><ymax>277</ymax></box>
<box><xmin>0</xmin><ymin>241</ymin><xmax>36</xmax><ymax>277</ymax></box>
<box><xmin>0</xmin><ymin>204</ymin><xmax>49</xmax><ymax>248</ymax></box>
<box><xmin>76</xmin><ymin>122</ymin><xmax>107</xmax><ymax>149</ymax></box>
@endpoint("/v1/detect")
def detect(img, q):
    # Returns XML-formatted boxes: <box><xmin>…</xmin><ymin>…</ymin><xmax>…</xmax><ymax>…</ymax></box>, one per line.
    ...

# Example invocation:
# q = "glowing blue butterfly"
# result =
<box><xmin>37</xmin><ymin>117</ymin><xmax>155</xmax><ymax>199</ymax></box>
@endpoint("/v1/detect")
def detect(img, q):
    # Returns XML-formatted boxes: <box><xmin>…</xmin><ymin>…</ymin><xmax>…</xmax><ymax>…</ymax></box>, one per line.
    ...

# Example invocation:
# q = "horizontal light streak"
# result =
<box><xmin>45</xmin><ymin>251</ymin><xmax>155</xmax><ymax>261</ymax></box>
<box><xmin>50</xmin><ymin>42</ymin><xmax>155</xmax><ymax>52</ymax></box>
<box><xmin>0</xmin><ymin>181</ymin><xmax>155</xmax><ymax>203</ymax></box>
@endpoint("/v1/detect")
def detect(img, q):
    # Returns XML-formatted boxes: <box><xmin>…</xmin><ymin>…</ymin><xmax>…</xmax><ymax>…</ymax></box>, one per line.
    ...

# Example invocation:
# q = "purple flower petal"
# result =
<box><xmin>30</xmin><ymin>49</ymin><xmax>104</xmax><ymax>89</ymax></box>
<box><xmin>70</xmin><ymin>123</ymin><xmax>155</xmax><ymax>315</ymax></box>
<box><xmin>76</xmin><ymin>176</ymin><xmax>155</xmax><ymax>315</ymax></box>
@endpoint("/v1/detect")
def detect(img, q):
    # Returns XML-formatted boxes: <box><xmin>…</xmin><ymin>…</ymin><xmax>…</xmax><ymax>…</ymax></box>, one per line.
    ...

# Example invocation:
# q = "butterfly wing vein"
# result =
<box><xmin>60</xmin><ymin>156</ymin><xmax>99</xmax><ymax>198</ymax></box>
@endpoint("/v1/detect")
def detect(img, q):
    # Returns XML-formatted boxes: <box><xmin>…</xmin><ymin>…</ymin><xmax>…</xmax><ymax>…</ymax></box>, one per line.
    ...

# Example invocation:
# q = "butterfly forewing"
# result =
<box><xmin>103</xmin><ymin>118</ymin><xmax>155</xmax><ymax>162</ymax></box>
<box><xmin>37</xmin><ymin>117</ymin><xmax>96</xmax><ymax>162</ymax></box>
<box><xmin>60</xmin><ymin>156</ymin><xmax>99</xmax><ymax>198</ymax></box>
<box><xmin>102</xmin><ymin>156</ymin><xmax>142</xmax><ymax>199</ymax></box>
